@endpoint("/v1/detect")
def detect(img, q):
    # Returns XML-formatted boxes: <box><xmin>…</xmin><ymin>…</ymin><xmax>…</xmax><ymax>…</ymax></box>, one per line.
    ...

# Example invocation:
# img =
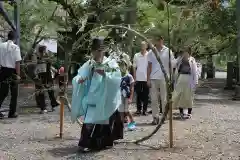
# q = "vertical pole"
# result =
<box><xmin>64</xmin><ymin>0</ymin><xmax>69</xmax><ymax>106</ymax></box>
<box><xmin>59</xmin><ymin>0</ymin><xmax>69</xmax><ymax>138</ymax></box>
<box><xmin>14</xmin><ymin>0</ymin><xmax>20</xmax><ymax>46</ymax></box>
<box><xmin>237</xmin><ymin>0</ymin><xmax>240</xmax><ymax>83</ymax></box>
<box><xmin>59</xmin><ymin>97</ymin><xmax>64</xmax><ymax>138</ymax></box>
<box><xmin>233</xmin><ymin>0</ymin><xmax>240</xmax><ymax>100</ymax></box>
<box><xmin>167</xmin><ymin>2</ymin><xmax>173</xmax><ymax>148</ymax></box>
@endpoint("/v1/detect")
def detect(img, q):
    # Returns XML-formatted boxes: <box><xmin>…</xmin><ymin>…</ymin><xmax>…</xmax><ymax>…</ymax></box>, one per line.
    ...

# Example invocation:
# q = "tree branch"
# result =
<box><xmin>0</xmin><ymin>2</ymin><xmax>16</xmax><ymax>30</ymax></box>
<box><xmin>48</xmin><ymin>0</ymin><xmax>77</xmax><ymax>19</ymax></box>
<box><xmin>24</xmin><ymin>6</ymin><xmax>58</xmax><ymax>60</ymax></box>
<box><xmin>197</xmin><ymin>38</ymin><xmax>236</xmax><ymax>58</ymax></box>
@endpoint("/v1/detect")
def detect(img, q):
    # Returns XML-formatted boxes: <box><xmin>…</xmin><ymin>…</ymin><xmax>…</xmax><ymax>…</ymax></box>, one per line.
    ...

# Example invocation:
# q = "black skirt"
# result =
<box><xmin>78</xmin><ymin>110</ymin><xmax>123</xmax><ymax>150</ymax></box>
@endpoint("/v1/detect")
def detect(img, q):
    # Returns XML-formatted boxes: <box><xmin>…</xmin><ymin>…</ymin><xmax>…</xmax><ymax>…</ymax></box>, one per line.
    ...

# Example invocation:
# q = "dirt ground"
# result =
<box><xmin>1</xmin><ymin>78</ymin><xmax>240</xmax><ymax>160</ymax></box>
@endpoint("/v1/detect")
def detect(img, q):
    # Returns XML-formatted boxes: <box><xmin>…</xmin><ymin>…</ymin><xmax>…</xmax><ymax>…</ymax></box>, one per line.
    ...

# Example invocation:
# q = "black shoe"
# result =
<box><xmin>8</xmin><ymin>113</ymin><xmax>18</xmax><ymax>118</ymax></box>
<box><xmin>180</xmin><ymin>113</ymin><xmax>185</xmax><ymax>119</ymax></box>
<box><xmin>0</xmin><ymin>113</ymin><xmax>4</xmax><ymax>119</ymax></box>
<box><xmin>134</xmin><ymin>110</ymin><xmax>141</xmax><ymax>115</ymax></box>
<box><xmin>186</xmin><ymin>114</ymin><xmax>192</xmax><ymax>119</ymax></box>
<box><xmin>148</xmin><ymin>110</ymin><xmax>152</xmax><ymax>114</ymax></box>
<box><xmin>50</xmin><ymin>102</ymin><xmax>60</xmax><ymax>112</ymax></box>
<box><xmin>51</xmin><ymin>102</ymin><xmax>60</xmax><ymax>108</ymax></box>
<box><xmin>142</xmin><ymin>112</ymin><xmax>147</xmax><ymax>116</ymax></box>
<box><xmin>79</xmin><ymin>146</ymin><xmax>91</xmax><ymax>152</ymax></box>
<box><xmin>40</xmin><ymin>109</ymin><xmax>48</xmax><ymax>114</ymax></box>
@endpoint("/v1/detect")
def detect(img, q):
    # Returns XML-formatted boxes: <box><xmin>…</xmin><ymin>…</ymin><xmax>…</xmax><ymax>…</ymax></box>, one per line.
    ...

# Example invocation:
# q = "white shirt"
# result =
<box><xmin>148</xmin><ymin>45</ymin><xmax>176</xmax><ymax>79</ymax></box>
<box><xmin>133</xmin><ymin>52</ymin><xmax>148</xmax><ymax>81</ymax></box>
<box><xmin>0</xmin><ymin>40</ymin><xmax>22</xmax><ymax>69</ymax></box>
<box><xmin>196</xmin><ymin>61</ymin><xmax>202</xmax><ymax>79</ymax></box>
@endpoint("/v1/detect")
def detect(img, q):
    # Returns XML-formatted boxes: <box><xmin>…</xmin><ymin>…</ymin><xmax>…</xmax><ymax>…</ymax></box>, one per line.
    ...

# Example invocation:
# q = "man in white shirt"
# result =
<box><xmin>0</xmin><ymin>31</ymin><xmax>21</xmax><ymax>119</ymax></box>
<box><xmin>133</xmin><ymin>41</ymin><xmax>149</xmax><ymax>115</ymax></box>
<box><xmin>147</xmin><ymin>36</ymin><xmax>176</xmax><ymax>125</ymax></box>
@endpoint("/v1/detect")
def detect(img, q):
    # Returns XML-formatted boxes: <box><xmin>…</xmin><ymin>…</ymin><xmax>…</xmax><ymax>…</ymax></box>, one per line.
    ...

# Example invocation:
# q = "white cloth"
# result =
<box><xmin>0</xmin><ymin>40</ymin><xmax>22</xmax><ymax>68</ymax></box>
<box><xmin>147</xmin><ymin>46</ymin><xmax>176</xmax><ymax>79</ymax></box>
<box><xmin>172</xmin><ymin>74</ymin><xmax>193</xmax><ymax>109</ymax></box>
<box><xmin>196</xmin><ymin>62</ymin><xmax>202</xmax><ymax>79</ymax></box>
<box><xmin>133</xmin><ymin>52</ymin><xmax>148</xmax><ymax>81</ymax></box>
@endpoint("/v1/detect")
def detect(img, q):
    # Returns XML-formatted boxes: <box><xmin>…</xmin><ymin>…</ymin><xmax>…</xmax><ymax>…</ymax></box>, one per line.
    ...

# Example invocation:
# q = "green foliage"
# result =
<box><xmin>19</xmin><ymin>0</ymin><xmax>59</xmax><ymax>54</ymax></box>
<box><xmin>6</xmin><ymin>0</ymin><xmax>236</xmax><ymax>63</ymax></box>
<box><xmin>135</xmin><ymin>0</ymin><xmax>237</xmax><ymax>60</ymax></box>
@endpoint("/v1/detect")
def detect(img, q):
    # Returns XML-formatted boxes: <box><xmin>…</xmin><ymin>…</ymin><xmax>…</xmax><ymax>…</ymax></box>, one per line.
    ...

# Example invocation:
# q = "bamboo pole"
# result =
<box><xmin>59</xmin><ymin>0</ymin><xmax>68</xmax><ymax>139</ymax></box>
<box><xmin>59</xmin><ymin>96</ymin><xmax>64</xmax><ymax>138</ymax></box>
<box><xmin>167</xmin><ymin>1</ymin><xmax>173</xmax><ymax>148</ymax></box>
<box><xmin>169</xmin><ymin>98</ymin><xmax>173</xmax><ymax>148</ymax></box>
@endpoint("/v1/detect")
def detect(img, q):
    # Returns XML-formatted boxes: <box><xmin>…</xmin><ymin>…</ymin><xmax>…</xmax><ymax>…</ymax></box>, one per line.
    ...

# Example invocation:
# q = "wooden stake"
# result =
<box><xmin>59</xmin><ymin>97</ymin><xmax>64</xmax><ymax>138</ymax></box>
<box><xmin>169</xmin><ymin>99</ymin><xmax>173</xmax><ymax>148</ymax></box>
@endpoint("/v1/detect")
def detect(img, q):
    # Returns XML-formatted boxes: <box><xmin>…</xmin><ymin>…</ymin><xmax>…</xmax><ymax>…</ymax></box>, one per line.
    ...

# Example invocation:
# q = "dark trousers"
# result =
<box><xmin>179</xmin><ymin>108</ymin><xmax>192</xmax><ymax>114</ymax></box>
<box><xmin>0</xmin><ymin>67</ymin><xmax>18</xmax><ymax>116</ymax></box>
<box><xmin>135</xmin><ymin>81</ymin><xmax>149</xmax><ymax>112</ymax></box>
<box><xmin>58</xmin><ymin>76</ymin><xmax>64</xmax><ymax>89</ymax></box>
<box><xmin>35</xmin><ymin>72</ymin><xmax>58</xmax><ymax>111</ymax></box>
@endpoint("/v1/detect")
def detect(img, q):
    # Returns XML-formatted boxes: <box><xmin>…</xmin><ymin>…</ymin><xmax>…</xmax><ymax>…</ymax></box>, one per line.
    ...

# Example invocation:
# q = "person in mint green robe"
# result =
<box><xmin>71</xmin><ymin>38</ymin><xmax>123</xmax><ymax>152</ymax></box>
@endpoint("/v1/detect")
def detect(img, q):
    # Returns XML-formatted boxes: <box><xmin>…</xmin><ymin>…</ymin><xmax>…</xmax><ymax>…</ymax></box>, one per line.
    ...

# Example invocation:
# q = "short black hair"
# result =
<box><xmin>38</xmin><ymin>45</ymin><xmax>47</xmax><ymax>53</ymax></box>
<box><xmin>91</xmin><ymin>37</ymin><xmax>105</xmax><ymax>51</ymax></box>
<box><xmin>155</xmin><ymin>35</ymin><xmax>164</xmax><ymax>41</ymax></box>
<box><xmin>8</xmin><ymin>31</ymin><xmax>16</xmax><ymax>40</ymax></box>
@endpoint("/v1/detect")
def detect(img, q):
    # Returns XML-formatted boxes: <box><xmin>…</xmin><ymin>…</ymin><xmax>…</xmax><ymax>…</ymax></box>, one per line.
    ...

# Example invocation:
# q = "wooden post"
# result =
<box><xmin>201</xmin><ymin>64</ymin><xmax>206</xmax><ymax>79</ymax></box>
<box><xmin>166</xmin><ymin>1</ymin><xmax>173</xmax><ymax>148</ymax></box>
<box><xmin>169</xmin><ymin>95</ymin><xmax>173</xmax><ymax>148</ymax></box>
<box><xmin>59</xmin><ymin>96</ymin><xmax>64</xmax><ymax>138</ymax></box>
<box><xmin>225</xmin><ymin>61</ymin><xmax>234</xmax><ymax>90</ymax></box>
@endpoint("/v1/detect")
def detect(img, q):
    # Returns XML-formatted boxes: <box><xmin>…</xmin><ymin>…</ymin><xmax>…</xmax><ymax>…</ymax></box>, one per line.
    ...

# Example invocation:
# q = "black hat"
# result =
<box><xmin>8</xmin><ymin>30</ymin><xmax>16</xmax><ymax>40</ymax></box>
<box><xmin>91</xmin><ymin>37</ymin><xmax>105</xmax><ymax>51</ymax></box>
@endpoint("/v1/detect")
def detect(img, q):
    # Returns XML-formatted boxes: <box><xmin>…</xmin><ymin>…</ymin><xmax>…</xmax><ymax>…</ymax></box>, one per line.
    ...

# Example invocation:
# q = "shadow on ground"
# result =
<box><xmin>47</xmin><ymin>146</ymin><xmax>103</xmax><ymax>159</ymax></box>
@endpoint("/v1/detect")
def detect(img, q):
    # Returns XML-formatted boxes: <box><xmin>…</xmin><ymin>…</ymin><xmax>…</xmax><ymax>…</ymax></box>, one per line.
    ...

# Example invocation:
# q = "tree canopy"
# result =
<box><xmin>1</xmin><ymin>0</ymin><xmax>237</xmax><ymax>64</ymax></box>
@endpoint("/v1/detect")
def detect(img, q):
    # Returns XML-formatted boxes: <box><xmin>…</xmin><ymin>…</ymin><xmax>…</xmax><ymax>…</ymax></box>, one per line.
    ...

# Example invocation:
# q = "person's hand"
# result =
<box><xmin>128</xmin><ymin>98</ymin><xmax>132</xmax><ymax>104</ymax></box>
<box><xmin>95</xmin><ymin>69</ymin><xmax>105</xmax><ymax>76</ymax></box>
<box><xmin>16</xmin><ymin>75</ymin><xmax>21</xmax><ymax>80</ymax></box>
<box><xmin>14</xmin><ymin>75</ymin><xmax>21</xmax><ymax>83</ymax></box>
<box><xmin>147</xmin><ymin>80</ymin><xmax>151</xmax><ymax>88</ymax></box>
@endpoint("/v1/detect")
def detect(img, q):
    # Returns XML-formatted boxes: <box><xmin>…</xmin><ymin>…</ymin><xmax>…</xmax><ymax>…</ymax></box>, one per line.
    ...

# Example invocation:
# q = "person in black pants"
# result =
<box><xmin>135</xmin><ymin>82</ymin><xmax>149</xmax><ymax>115</ymax></box>
<box><xmin>0</xmin><ymin>31</ymin><xmax>21</xmax><ymax>119</ymax></box>
<box><xmin>35</xmin><ymin>46</ymin><xmax>59</xmax><ymax>114</ymax></box>
<box><xmin>133</xmin><ymin>41</ymin><xmax>149</xmax><ymax>115</ymax></box>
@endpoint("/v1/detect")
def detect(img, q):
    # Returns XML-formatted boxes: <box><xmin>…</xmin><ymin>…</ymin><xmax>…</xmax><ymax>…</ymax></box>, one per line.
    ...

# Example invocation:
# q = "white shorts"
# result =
<box><xmin>119</xmin><ymin>96</ymin><xmax>129</xmax><ymax>113</ymax></box>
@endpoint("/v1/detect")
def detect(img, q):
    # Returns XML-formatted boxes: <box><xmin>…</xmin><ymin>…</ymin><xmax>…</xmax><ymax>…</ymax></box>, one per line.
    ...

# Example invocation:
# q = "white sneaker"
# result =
<box><xmin>40</xmin><ymin>109</ymin><xmax>48</xmax><ymax>114</ymax></box>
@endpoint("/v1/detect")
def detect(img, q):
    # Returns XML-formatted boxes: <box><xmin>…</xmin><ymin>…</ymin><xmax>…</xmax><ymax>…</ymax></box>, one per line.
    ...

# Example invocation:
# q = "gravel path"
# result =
<box><xmin>1</xmin><ymin>77</ymin><xmax>240</xmax><ymax>160</ymax></box>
